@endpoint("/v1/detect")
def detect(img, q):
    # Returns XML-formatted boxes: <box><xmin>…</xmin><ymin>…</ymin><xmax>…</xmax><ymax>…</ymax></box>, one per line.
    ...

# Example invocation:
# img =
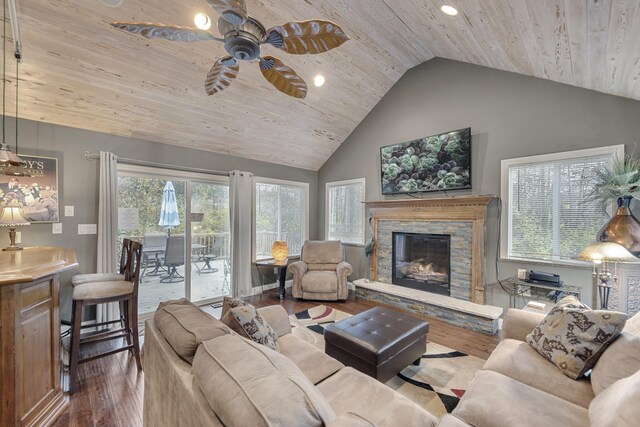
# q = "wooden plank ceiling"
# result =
<box><xmin>6</xmin><ymin>0</ymin><xmax>640</xmax><ymax>170</ymax></box>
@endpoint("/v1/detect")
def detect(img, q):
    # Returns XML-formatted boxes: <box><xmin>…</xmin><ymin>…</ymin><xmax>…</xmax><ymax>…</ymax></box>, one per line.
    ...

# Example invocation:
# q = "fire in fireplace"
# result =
<box><xmin>392</xmin><ymin>232</ymin><xmax>451</xmax><ymax>296</ymax></box>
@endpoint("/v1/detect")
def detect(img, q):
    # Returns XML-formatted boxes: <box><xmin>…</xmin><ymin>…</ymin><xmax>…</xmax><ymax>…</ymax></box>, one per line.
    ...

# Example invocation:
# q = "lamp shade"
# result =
<box><xmin>271</xmin><ymin>240</ymin><xmax>288</xmax><ymax>263</ymax></box>
<box><xmin>574</xmin><ymin>242</ymin><xmax>639</xmax><ymax>263</ymax></box>
<box><xmin>0</xmin><ymin>143</ymin><xmax>26</xmax><ymax>167</ymax></box>
<box><xmin>0</xmin><ymin>205</ymin><xmax>29</xmax><ymax>226</ymax></box>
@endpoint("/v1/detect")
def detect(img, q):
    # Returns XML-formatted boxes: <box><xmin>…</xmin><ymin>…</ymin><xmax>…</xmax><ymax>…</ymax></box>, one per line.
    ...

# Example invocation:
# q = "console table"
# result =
<box><xmin>0</xmin><ymin>247</ymin><xmax>78</xmax><ymax>426</ymax></box>
<box><xmin>504</xmin><ymin>277</ymin><xmax>582</xmax><ymax>309</ymax></box>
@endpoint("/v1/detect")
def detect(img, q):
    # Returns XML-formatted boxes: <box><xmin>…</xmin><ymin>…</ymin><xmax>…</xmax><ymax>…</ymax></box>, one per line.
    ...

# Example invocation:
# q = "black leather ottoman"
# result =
<box><xmin>324</xmin><ymin>306</ymin><xmax>429</xmax><ymax>382</ymax></box>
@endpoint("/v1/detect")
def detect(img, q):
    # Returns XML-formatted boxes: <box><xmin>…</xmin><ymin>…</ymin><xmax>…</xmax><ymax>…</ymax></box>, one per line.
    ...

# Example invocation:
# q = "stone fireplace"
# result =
<box><xmin>392</xmin><ymin>232</ymin><xmax>451</xmax><ymax>296</ymax></box>
<box><xmin>366</xmin><ymin>196</ymin><xmax>494</xmax><ymax>304</ymax></box>
<box><xmin>355</xmin><ymin>196</ymin><xmax>502</xmax><ymax>334</ymax></box>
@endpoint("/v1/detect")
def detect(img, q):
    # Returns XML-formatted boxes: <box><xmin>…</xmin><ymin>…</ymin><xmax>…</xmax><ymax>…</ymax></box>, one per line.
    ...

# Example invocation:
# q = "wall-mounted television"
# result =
<box><xmin>380</xmin><ymin>127</ymin><xmax>471</xmax><ymax>195</ymax></box>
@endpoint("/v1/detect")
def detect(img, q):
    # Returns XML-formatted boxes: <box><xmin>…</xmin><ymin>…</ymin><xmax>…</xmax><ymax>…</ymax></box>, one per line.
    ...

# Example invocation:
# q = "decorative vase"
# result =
<box><xmin>597</xmin><ymin>196</ymin><xmax>640</xmax><ymax>257</ymax></box>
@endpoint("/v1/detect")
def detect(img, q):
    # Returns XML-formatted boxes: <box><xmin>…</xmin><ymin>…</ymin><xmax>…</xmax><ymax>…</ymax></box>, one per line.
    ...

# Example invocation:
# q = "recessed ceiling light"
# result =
<box><xmin>313</xmin><ymin>74</ymin><xmax>325</xmax><ymax>87</ymax></box>
<box><xmin>100</xmin><ymin>0</ymin><xmax>123</xmax><ymax>6</ymax></box>
<box><xmin>441</xmin><ymin>5</ymin><xmax>458</xmax><ymax>16</ymax></box>
<box><xmin>194</xmin><ymin>13</ymin><xmax>212</xmax><ymax>30</ymax></box>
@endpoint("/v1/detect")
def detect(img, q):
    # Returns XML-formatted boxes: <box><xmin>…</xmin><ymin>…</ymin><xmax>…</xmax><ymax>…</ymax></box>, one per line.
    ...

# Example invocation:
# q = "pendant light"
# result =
<box><xmin>0</xmin><ymin>0</ymin><xmax>27</xmax><ymax>176</ymax></box>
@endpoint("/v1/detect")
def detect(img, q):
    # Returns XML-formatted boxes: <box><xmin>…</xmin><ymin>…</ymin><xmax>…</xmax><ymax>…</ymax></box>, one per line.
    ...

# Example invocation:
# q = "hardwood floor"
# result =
<box><xmin>52</xmin><ymin>290</ymin><xmax>499</xmax><ymax>426</ymax></box>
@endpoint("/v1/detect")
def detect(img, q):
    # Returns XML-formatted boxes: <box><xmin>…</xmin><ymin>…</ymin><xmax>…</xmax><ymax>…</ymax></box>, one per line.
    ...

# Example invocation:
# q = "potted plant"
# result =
<box><xmin>590</xmin><ymin>156</ymin><xmax>640</xmax><ymax>256</ymax></box>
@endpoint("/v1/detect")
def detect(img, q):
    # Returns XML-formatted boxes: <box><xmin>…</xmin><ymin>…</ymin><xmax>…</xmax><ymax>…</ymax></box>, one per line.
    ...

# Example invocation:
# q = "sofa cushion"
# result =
<box><xmin>589</xmin><ymin>369</ymin><xmax>640</xmax><ymax>427</ymax></box>
<box><xmin>192</xmin><ymin>334</ymin><xmax>336</xmax><ymax>427</ymax></box>
<box><xmin>591</xmin><ymin>311</ymin><xmax>640</xmax><ymax>394</ymax></box>
<box><xmin>483</xmin><ymin>339</ymin><xmax>594</xmax><ymax>408</ymax></box>
<box><xmin>302</xmin><ymin>240</ymin><xmax>343</xmax><ymax>264</ymax></box>
<box><xmin>221</xmin><ymin>304</ymin><xmax>280</xmax><ymax>351</ymax></box>
<box><xmin>302</xmin><ymin>270</ymin><xmax>338</xmax><ymax>293</ymax></box>
<box><xmin>317</xmin><ymin>367</ymin><xmax>438</xmax><ymax>427</ymax></box>
<box><xmin>453</xmin><ymin>370</ymin><xmax>589</xmax><ymax>427</ymax></box>
<box><xmin>526</xmin><ymin>296</ymin><xmax>627</xmax><ymax>379</ymax></box>
<box><xmin>153</xmin><ymin>298</ymin><xmax>231</xmax><ymax>364</ymax></box>
<box><xmin>278</xmin><ymin>334</ymin><xmax>344</xmax><ymax>384</ymax></box>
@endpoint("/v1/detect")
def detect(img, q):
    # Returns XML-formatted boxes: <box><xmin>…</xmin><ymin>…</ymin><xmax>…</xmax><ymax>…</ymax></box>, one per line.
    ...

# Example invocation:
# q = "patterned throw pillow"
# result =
<box><xmin>221</xmin><ymin>302</ymin><xmax>280</xmax><ymax>351</ymax></box>
<box><xmin>526</xmin><ymin>296</ymin><xmax>627</xmax><ymax>379</ymax></box>
<box><xmin>220</xmin><ymin>296</ymin><xmax>248</xmax><ymax>318</ymax></box>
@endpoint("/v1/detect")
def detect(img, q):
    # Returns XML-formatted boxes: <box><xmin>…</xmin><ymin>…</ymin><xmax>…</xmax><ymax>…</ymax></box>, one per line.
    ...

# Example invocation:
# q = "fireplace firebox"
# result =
<box><xmin>392</xmin><ymin>232</ymin><xmax>451</xmax><ymax>296</ymax></box>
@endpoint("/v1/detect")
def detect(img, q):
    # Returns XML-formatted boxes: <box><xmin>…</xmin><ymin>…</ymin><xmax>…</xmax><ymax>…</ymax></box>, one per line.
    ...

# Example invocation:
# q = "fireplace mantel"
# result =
<box><xmin>365</xmin><ymin>195</ymin><xmax>496</xmax><ymax>304</ymax></box>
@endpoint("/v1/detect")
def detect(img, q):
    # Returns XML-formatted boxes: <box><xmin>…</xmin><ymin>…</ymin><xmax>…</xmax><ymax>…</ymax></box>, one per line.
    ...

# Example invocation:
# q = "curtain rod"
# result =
<box><xmin>81</xmin><ymin>151</ymin><xmax>229</xmax><ymax>177</ymax></box>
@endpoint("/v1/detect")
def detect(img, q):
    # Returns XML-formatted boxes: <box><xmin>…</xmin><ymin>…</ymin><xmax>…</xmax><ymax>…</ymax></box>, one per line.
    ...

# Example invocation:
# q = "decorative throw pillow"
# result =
<box><xmin>526</xmin><ymin>296</ymin><xmax>627</xmax><ymax>379</ymax></box>
<box><xmin>220</xmin><ymin>296</ymin><xmax>248</xmax><ymax>319</ymax></box>
<box><xmin>221</xmin><ymin>304</ymin><xmax>280</xmax><ymax>351</ymax></box>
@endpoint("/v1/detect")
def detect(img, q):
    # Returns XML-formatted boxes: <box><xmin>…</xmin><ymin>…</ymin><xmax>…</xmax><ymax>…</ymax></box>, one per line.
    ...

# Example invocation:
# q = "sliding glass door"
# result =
<box><xmin>117</xmin><ymin>165</ymin><xmax>230</xmax><ymax>315</ymax></box>
<box><xmin>190</xmin><ymin>181</ymin><xmax>230</xmax><ymax>302</ymax></box>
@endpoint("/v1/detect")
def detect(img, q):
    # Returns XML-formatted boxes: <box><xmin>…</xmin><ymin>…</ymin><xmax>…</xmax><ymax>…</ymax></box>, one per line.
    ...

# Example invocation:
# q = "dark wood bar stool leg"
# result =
<box><xmin>128</xmin><ymin>298</ymin><xmax>142</xmax><ymax>370</ymax></box>
<box><xmin>69</xmin><ymin>299</ymin><xmax>84</xmax><ymax>394</ymax></box>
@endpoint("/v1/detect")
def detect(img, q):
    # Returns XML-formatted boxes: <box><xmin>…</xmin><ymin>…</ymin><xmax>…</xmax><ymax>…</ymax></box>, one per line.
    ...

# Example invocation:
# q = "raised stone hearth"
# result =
<box><xmin>355</xmin><ymin>279</ymin><xmax>503</xmax><ymax>334</ymax></box>
<box><xmin>362</xmin><ymin>196</ymin><xmax>502</xmax><ymax>334</ymax></box>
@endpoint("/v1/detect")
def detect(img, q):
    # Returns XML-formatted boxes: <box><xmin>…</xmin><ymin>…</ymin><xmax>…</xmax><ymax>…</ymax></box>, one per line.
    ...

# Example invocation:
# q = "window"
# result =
<box><xmin>326</xmin><ymin>178</ymin><xmax>365</xmax><ymax>244</ymax></box>
<box><xmin>254</xmin><ymin>178</ymin><xmax>309</xmax><ymax>260</ymax></box>
<box><xmin>501</xmin><ymin>145</ymin><xmax>623</xmax><ymax>263</ymax></box>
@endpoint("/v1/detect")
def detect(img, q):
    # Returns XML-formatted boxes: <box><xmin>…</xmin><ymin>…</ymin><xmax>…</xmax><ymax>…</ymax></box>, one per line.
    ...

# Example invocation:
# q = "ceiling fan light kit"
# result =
<box><xmin>110</xmin><ymin>0</ymin><xmax>349</xmax><ymax>99</ymax></box>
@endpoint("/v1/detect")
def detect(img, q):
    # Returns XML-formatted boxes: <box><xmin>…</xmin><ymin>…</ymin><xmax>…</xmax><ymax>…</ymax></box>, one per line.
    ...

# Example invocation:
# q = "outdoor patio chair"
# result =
<box><xmin>161</xmin><ymin>235</ymin><xmax>185</xmax><ymax>283</ymax></box>
<box><xmin>196</xmin><ymin>235</ymin><xmax>225</xmax><ymax>274</ymax></box>
<box><xmin>141</xmin><ymin>233</ymin><xmax>168</xmax><ymax>280</ymax></box>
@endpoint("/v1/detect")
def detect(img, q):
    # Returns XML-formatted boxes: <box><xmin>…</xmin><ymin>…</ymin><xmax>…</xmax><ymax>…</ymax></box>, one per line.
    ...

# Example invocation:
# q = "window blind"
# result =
<box><xmin>508</xmin><ymin>154</ymin><xmax>611</xmax><ymax>261</ymax></box>
<box><xmin>255</xmin><ymin>182</ymin><xmax>306</xmax><ymax>259</ymax></box>
<box><xmin>327</xmin><ymin>180</ymin><xmax>364</xmax><ymax>244</ymax></box>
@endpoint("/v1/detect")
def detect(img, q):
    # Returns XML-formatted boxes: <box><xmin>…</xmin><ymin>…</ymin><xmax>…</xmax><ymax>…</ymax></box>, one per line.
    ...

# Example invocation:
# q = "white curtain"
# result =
<box><xmin>229</xmin><ymin>170</ymin><xmax>254</xmax><ymax>298</ymax></box>
<box><xmin>96</xmin><ymin>151</ymin><xmax>119</xmax><ymax>324</ymax></box>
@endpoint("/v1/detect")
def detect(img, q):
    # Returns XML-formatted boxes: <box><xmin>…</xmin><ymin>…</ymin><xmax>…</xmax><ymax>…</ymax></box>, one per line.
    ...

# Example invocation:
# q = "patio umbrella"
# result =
<box><xmin>158</xmin><ymin>181</ymin><xmax>180</xmax><ymax>236</ymax></box>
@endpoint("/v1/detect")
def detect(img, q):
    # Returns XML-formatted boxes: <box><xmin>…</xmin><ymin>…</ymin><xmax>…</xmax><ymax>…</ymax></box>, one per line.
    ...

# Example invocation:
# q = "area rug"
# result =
<box><xmin>289</xmin><ymin>305</ymin><xmax>485</xmax><ymax>417</ymax></box>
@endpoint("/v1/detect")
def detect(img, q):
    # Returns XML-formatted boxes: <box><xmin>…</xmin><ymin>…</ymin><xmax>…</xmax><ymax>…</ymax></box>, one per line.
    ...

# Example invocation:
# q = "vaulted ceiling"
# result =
<box><xmin>7</xmin><ymin>1</ymin><xmax>640</xmax><ymax>170</ymax></box>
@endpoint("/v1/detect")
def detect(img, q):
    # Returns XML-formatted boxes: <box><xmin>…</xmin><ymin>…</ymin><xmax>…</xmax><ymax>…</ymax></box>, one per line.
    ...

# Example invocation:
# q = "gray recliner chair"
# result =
<box><xmin>289</xmin><ymin>240</ymin><xmax>352</xmax><ymax>301</ymax></box>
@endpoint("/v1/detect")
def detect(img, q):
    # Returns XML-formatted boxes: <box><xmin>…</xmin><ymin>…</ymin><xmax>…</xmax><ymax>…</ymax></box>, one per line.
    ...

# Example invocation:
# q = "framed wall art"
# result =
<box><xmin>0</xmin><ymin>154</ymin><xmax>59</xmax><ymax>223</ymax></box>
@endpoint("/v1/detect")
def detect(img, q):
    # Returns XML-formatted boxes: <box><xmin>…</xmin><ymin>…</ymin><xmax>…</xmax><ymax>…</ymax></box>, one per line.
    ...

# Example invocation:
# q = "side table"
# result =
<box><xmin>255</xmin><ymin>259</ymin><xmax>289</xmax><ymax>300</ymax></box>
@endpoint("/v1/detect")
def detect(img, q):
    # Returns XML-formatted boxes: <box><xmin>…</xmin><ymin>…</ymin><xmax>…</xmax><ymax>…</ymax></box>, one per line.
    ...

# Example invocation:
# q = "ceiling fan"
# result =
<box><xmin>110</xmin><ymin>0</ymin><xmax>349</xmax><ymax>99</ymax></box>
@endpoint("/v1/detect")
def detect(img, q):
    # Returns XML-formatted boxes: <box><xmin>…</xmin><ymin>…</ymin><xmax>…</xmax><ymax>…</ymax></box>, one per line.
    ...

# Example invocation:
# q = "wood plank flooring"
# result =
<box><xmin>52</xmin><ymin>290</ymin><xmax>499</xmax><ymax>426</ymax></box>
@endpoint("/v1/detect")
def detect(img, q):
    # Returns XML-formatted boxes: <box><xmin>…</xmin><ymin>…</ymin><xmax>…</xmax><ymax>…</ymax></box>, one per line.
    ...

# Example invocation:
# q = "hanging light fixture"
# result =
<box><xmin>0</xmin><ymin>0</ymin><xmax>27</xmax><ymax>177</ymax></box>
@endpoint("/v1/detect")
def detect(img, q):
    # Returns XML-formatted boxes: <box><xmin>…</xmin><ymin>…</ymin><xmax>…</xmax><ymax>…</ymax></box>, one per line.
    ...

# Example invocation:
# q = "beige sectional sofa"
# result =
<box><xmin>144</xmin><ymin>299</ymin><xmax>640</xmax><ymax>427</ymax></box>
<box><xmin>438</xmin><ymin>308</ymin><xmax>640</xmax><ymax>427</ymax></box>
<box><xmin>143</xmin><ymin>299</ymin><xmax>438</xmax><ymax>426</ymax></box>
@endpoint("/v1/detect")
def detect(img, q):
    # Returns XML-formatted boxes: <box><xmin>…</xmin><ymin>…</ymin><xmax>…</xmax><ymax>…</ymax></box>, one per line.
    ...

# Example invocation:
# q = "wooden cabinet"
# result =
<box><xmin>0</xmin><ymin>247</ymin><xmax>77</xmax><ymax>426</ymax></box>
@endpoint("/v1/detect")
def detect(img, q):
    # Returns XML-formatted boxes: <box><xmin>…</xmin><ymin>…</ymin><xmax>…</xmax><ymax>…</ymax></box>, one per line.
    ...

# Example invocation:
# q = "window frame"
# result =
<box><xmin>325</xmin><ymin>178</ymin><xmax>366</xmax><ymax>246</ymax></box>
<box><xmin>500</xmin><ymin>145</ymin><xmax>624</xmax><ymax>265</ymax></box>
<box><xmin>253</xmin><ymin>176</ymin><xmax>309</xmax><ymax>261</ymax></box>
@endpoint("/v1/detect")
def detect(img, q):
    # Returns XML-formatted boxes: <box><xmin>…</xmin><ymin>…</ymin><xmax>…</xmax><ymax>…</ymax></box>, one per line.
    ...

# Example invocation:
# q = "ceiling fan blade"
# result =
<box><xmin>264</xmin><ymin>20</ymin><xmax>349</xmax><ymax>55</ymax></box>
<box><xmin>110</xmin><ymin>22</ymin><xmax>218</xmax><ymax>42</ymax></box>
<box><xmin>204</xmin><ymin>57</ymin><xmax>240</xmax><ymax>95</ymax></box>
<box><xmin>207</xmin><ymin>0</ymin><xmax>248</xmax><ymax>26</ymax></box>
<box><xmin>259</xmin><ymin>56</ymin><xmax>307</xmax><ymax>99</ymax></box>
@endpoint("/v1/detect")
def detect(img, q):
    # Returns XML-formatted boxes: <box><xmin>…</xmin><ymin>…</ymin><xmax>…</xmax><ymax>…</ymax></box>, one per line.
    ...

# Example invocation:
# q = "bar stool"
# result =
<box><xmin>68</xmin><ymin>239</ymin><xmax>143</xmax><ymax>393</ymax></box>
<box><xmin>71</xmin><ymin>239</ymin><xmax>130</xmax><ymax>286</ymax></box>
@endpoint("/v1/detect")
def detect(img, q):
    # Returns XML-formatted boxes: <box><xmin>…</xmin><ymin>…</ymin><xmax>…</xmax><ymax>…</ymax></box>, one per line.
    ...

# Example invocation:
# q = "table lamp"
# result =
<box><xmin>271</xmin><ymin>240</ymin><xmax>288</xmax><ymax>263</ymax></box>
<box><xmin>574</xmin><ymin>242</ymin><xmax>639</xmax><ymax>309</ymax></box>
<box><xmin>0</xmin><ymin>204</ymin><xmax>30</xmax><ymax>251</ymax></box>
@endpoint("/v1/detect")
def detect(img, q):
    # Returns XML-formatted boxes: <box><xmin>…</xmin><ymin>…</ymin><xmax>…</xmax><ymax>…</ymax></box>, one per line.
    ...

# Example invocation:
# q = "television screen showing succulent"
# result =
<box><xmin>380</xmin><ymin>128</ymin><xmax>471</xmax><ymax>195</ymax></box>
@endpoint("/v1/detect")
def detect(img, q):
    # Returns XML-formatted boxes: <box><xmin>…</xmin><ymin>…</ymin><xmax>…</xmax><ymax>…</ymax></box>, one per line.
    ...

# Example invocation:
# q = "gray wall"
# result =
<box><xmin>318</xmin><ymin>58</ymin><xmax>640</xmax><ymax>309</ymax></box>
<box><xmin>1</xmin><ymin>118</ymin><xmax>318</xmax><ymax>319</ymax></box>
